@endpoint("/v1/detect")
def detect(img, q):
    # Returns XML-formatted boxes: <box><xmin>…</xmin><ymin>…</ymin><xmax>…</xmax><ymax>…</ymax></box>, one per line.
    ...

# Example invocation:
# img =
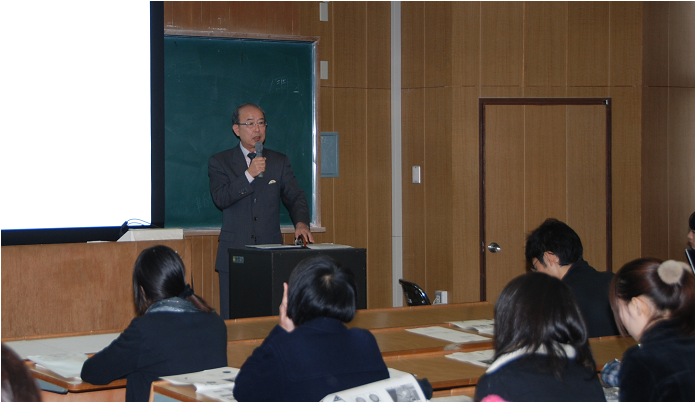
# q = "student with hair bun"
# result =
<box><xmin>609</xmin><ymin>258</ymin><xmax>695</xmax><ymax>401</ymax></box>
<box><xmin>81</xmin><ymin>245</ymin><xmax>227</xmax><ymax>402</ymax></box>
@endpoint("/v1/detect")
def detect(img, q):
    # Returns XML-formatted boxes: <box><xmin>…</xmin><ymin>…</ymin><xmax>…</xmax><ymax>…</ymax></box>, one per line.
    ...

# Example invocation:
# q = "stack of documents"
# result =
<box><xmin>448</xmin><ymin>319</ymin><xmax>495</xmax><ymax>336</ymax></box>
<box><xmin>445</xmin><ymin>349</ymin><xmax>495</xmax><ymax>368</ymax></box>
<box><xmin>27</xmin><ymin>353</ymin><xmax>89</xmax><ymax>382</ymax></box>
<box><xmin>161</xmin><ymin>367</ymin><xmax>240</xmax><ymax>402</ymax></box>
<box><xmin>405</xmin><ymin>326</ymin><xmax>490</xmax><ymax>343</ymax></box>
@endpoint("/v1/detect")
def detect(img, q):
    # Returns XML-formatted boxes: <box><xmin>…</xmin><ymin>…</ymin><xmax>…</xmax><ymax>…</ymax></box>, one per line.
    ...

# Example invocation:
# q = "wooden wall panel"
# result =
<box><xmin>366</xmin><ymin>89</ymin><xmax>392</xmax><ymax>308</ymax></box>
<box><xmin>451</xmin><ymin>2</ymin><xmax>480</xmax><ymax>88</ymax></box>
<box><xmin>668</xmin><ymin>88</ymin><xmax>696</xmax><ymax>260</ymax></box>
<box><xmin>333</xmin><ymin>88</ymin><xmax>368</xmax><ymax>249</ymax></box>
<box><xmin>567</xmin><ymin>105</ymin><xmax>607</xmax><ymax>270</ymax></box>
<box><xmin>424</xmin><ymin>87</ymin><xmax>453</xmax><ymax>296</ymax></box>
<box><xmin>401</xmin><ymin>89</ymin><xmax>426</xmax><ymax>289</ymax></box>
<box><xmin>568</xmin><ymin>2</ymin><xmax>610</xmax><ymax>87</ymax></box>
<box><xmin>609</xmin><ymin>87</ymin><xmax>642</xmax><ymax>270</ymax></box>
<box><xmin>265</xmin><ymin>2</ymin><xmax>299</xmax><ymax>35</ymax></box>
<box><xmin>168</xmin><ymin>2</ymin><xmax>203</xmax><ymax>30</ymax></box>
<box><xmin>669</xmin><ymin>1</ymin><xmax>695</xmax><ymax>88</ymax></box>
<box><xmin>424</xmin><ymin>2</ymin><xmax>453</xmax><ymax>88</ymax></box>
<box><xmin>611</xmin><ymin>2</ymin><xmax>642</xmax><ymax>87</ymax></box>
<box><xmin>481</xmin><ymin>2</ymin><xmax>524</xmax><ymax>87</ymax></box>
<box><xmin>202</xmin><ymin>2</ymin><xmax>231</xmax><ymax>31</ymax></box>
<box><xmin>641</xmin><ymin>87</ymin><xmax>670</xmax><ymax>259</ymax></box>
<box><xmin>525</xmin><ymin>105</ymin><xmax>568</xmax><ymax>228</ymax></box>
<box><xmin>1</xmin><ymin>240</ymin><xmax>188</xmax><ymax>339</ymax></box>
<box><xmin>401</xmin><ymin>2</ymin><xmax>425</xmax><ymax>89</ymax></box>
<box><xmin>333</xmin><ymin>2</ymin><xmax>366</xmax><ymax>88</ymax></box>
<box><xmin>367</xmin><ymin>2</ymin><xmax>391</xmax><ymax>89</ymax></box>
<box><xmin>642</xmin><ymin>2</ymin><xmax>669</xmax><ymax>87</ymax></box>
<box><xmin>315</xmin><ymin>86</ymin><xmax>335</xmax><ymax>244</ymax></box>
<box><xmin>299</xmin><ymin>1</ymin><xmax>333</xmax><ymax>87</ymax></box>
<box><xmin>523</xmin><ymin>87</ymin><xmax>568</xmax><ymax>98</ymax></box>
<box><xmin>524</xmin><ymin>2</ymin><xmax>567</xmax><ymax>87</ymax></box>
<box><xmin>451</xmin><ymin>87</ymin><xmax>481</xmax><ymax>303</ymax></box>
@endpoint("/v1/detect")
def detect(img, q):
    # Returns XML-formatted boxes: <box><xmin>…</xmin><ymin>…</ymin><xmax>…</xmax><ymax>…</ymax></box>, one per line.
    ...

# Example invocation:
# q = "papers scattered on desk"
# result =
<box><xmin>321</xmin><ymin>368</ymin><xmax>427</xmax><ymax>402</ymax></box>
<box><xmin>306</xmin><ymin>243</ymin><xmax>353</xmax><ymax>250</ymax></box>
<box><xmin>448</xmin><ymin>319</ymin><xmax>495</xmax><ymax>336</ymax></box>
<box><xmin>28</xmin><ymin>353</ymin><xmax>88</xmax><ymax>381</ymax></box>
<box><xmin>160</xmin><ymin>366</ymin><xmax>239</xmax><ymax>388</ymax></box>
<box><xmin>246</xmin><ymin>244</ymin><xmax>303</xmax><ymax>249</ymax></box>
<box><xmin>161</xmin><ymin>367</ymin><xmax>240</xmax><ymax>402</ymax></box>
<box><xmin>6</xmin><ymin>333</ymin><xmax>120</xmax><ymax>360</ymax></box>
<box><xmin>445</xmin><ymin>349</ymin><xmax>495</xmax><ymax>368</ymax></box>
<box><xmin>405</xmin><ymin>326</ymin><xmax>490</xmax><ymax>343</ymax></box>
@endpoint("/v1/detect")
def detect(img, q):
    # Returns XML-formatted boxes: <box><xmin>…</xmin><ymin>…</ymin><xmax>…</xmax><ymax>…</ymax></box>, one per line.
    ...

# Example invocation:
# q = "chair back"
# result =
<box><xmin>398</xmin><ymin>279</ymin><xmax>431</xmax><ymax>306</ymax></box>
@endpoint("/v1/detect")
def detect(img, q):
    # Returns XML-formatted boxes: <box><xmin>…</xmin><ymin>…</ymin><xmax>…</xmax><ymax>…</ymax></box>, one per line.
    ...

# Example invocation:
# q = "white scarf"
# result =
<box><xmin>486</xmin><ymin>343</ymin><xmax>577</xmax><ymax>374</ymax></box>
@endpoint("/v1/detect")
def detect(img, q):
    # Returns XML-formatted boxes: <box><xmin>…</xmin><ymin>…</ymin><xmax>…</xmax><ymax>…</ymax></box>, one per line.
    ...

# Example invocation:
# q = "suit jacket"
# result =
<box><xmin>209</xmin><ymin>145</ymin><xmax>310</xmax><ymax>273</ymax></box>
<box><xmin>619</xmin><ymin>319</ymin><xmax>695</xmax><ymax>402</ymax></box>
<box><xmin>80</xmin><ymin>309</ymin><xmax>228</xmax><ymax>402</ymax></box>
<box><xmin>562</xmin><ymin>260</ymin><xmax>620</xmax><ymax>338</ymax></box>
<box><xmin>233</xmin><ymin>317</ymin><xmax>389</xmax><ymax>402</ymax></box>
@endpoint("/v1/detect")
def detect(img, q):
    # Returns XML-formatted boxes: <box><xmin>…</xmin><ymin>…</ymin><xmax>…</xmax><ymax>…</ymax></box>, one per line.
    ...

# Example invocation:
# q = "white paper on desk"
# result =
<box><xmin>197</xmin><ymin>385</ymin><xmax>237</xmax><ymax>402</ymax></box>
<box><xmin>4</xmin><ymin>340</ymin><xmax>64</xmax><ymax>360</ymax></box>
<box><xmin>28</xmin><ymin>353</ymin><xmax>88</xmax><ymax>380</ymax></box>
<box><xmin>306</xmin><ymin>243</ymin><xmax>353</xmax><ymax>250</ymax></box>
<box><xmin>160</xmin><ymin>366</ymin><xmax>239</xmax><ymax>387</ymax></box>
<box><xmin>448</xmin><ymin>320</ymin><xmax>495</xmax><ymax>336</ymax></box>
<box><xmin>405</xmin><ymin>326</ymin><xmax>490</xmax><ymax>343</ymax></box>
<box><xmin>321</xmin><ymin>368</ymin><xmax>426</xmax><ymax>402</ymax></box>
<box><xmin>446</xmin><ymin>349</ymin><xmax>495</xmax><ymax>368</ymax></box>
<box><xmin>245</xmin><ymin>244</ymin><xmax>303</xmax><ymax>249</ymax></box>
<box><xmin>35</xmin><ymin>333</ymin><xmax>120</xmax><ymax>355</ymax></box>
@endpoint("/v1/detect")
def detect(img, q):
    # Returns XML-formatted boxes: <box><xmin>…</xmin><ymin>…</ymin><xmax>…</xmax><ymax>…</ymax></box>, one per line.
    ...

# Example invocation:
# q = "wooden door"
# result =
<box><xmin>479</xmin><ymin>98</ymin><xmax>611</xmax><ymax>303</ymax></box>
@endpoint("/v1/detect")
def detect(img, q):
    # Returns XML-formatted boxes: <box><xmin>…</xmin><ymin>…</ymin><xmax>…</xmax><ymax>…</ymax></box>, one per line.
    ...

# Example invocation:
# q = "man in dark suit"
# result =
<box><xmin>209</xmin><ymin>103</ymin><xmax>314</xmax><ymax>319</ymax></box>
<box><xmin>525</xmin><ymin>218</ymin><xmax>620</xmax><ymax>338</ymax></box>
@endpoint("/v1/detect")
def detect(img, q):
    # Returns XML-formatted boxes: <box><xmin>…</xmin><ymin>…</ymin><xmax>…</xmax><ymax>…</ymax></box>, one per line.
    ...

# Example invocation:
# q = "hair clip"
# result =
<box><xmin>657</xmin><ymin>260</ymin><xmax>689</xmax><ymax>285</ymax></box>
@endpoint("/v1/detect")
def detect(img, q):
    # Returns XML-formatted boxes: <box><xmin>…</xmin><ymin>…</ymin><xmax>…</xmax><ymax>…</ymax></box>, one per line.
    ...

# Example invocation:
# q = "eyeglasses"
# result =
<box><xmin>237</xmin><ymin>121</ymin><xmax>267</xmax><ymax>128</ymax></box>
<box><xmin>531</xmin><ymin>260</ymin><xmax>540</xmax><ymax>272</ymax></box>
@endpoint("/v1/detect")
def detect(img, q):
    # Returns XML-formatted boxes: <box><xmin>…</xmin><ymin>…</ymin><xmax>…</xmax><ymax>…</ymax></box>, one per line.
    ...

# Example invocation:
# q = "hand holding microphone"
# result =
<box><xmin>255</xmin><ymin>141</ymin><xmax>264</xmax><ymax>178</ymax></box>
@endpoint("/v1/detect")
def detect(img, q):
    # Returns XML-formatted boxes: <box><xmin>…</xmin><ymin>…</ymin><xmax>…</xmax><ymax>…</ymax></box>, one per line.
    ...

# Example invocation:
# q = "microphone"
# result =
<box><xmin>254</xmin><ymin>141</ymin><xmax>264</xmax><ymax>178</ymax></box>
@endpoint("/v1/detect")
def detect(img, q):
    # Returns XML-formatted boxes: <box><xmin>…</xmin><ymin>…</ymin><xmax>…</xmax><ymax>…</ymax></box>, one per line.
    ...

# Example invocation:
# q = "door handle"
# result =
<box><xmin>487</xmin><ymin>242</ymin><xmax>501</xmax><ymax>253</ymax></box>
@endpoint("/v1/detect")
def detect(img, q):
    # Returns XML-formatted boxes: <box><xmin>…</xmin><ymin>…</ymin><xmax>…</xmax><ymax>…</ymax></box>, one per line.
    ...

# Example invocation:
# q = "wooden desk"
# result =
<box><xmin>154</xmin><ymin>335</ymin><xmax>634</xmax><ymax>402</ymax></box>
<box><xmin>27</xmin><ymin>361</ymin><xmax>126</xmax><ymax>402</ymax></box>
<box><xmin>224</xmin><ymin>302</ymin><xmax>495</xmax><ymax>341</ymax></box>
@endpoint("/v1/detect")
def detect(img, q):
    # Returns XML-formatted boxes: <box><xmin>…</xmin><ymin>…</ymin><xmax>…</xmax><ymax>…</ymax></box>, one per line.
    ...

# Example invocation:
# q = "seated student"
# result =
<box><xmin>81</xmin><ymin>245</ymin><xmax>227</xmax><ymax>402</ymax></box>
<box><xmin>526</xmin><ymin>218</ymin><xmax>619</xmax><ymax>337</ymax></box>
<box><xmin>2</xmin><ymin>344</ymin><xmax>41</xmax><ymax>402</ymax></box>
<box><xmin>233</xmin><ymin>256</ymin><xmax>389</xmax><ymax>402</ymax></box>
<box><xmin>474</xmin><ymin>272</ymin><xmax>605</xmax><ymax>402</ymax></box>
<box><xmin>686</xmin><ymin>212</ymin><xmax>694</xmax><ymax>271</ymax></box>
<box><xmin>609</xmin><ymin>258</ymin><xmax>694</xmax><ymax>402</ymax></box>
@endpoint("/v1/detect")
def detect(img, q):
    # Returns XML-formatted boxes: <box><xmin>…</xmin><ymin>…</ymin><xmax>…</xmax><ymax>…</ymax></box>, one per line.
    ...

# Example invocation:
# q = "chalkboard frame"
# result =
<box><xmin>163</xmin><ymin>29</ymin><xmax>322</xmax><ymax>232</ymax></box>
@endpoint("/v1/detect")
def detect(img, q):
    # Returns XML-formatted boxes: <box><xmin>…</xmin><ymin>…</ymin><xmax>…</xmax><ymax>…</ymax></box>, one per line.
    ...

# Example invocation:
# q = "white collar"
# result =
<box><xmin>485</xmin><ymin>343</ymin><xmax>577</xmax><ymax>374</ymax></box>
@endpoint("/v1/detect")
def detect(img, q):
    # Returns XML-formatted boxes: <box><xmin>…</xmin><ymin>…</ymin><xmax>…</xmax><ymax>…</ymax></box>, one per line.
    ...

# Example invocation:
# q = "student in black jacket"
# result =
<box><xmin>474</xmin><ymin>272</ymin><xmax>605</xmax><ymax>401</ymax></box>
<box><xmin>81</xmin><ymin>245</ymin><xmax>227</xmax><ymax>402</ymax></box>
<box><xmin>609</xmin><ymin>258</ymin><xmax>695</xmax><ymax>401</ymax></box>
<box><xmin>526</xmin><ymin>218</ymin><xmax>620</xmax><ymax>337</ymax></box>
<box><xmin>233</xmin><ymin>256</ymin><xmax>389</xmax><ymax>401</ymax></box>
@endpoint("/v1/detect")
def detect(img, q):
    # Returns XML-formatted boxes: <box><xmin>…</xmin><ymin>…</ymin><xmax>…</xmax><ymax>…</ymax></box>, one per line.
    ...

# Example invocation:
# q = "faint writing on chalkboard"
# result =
<box><xmin>260</xmin><ymin>77</ymin><xmax>300</xmax><ymax>94</ymax></box>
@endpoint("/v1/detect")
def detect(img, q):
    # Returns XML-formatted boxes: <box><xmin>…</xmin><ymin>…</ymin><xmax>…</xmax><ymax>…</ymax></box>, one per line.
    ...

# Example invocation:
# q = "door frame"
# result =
<box><xmin>478</xmin><ymin>98</ymin><xmax>613</xmax><ymax>302</ymax></box>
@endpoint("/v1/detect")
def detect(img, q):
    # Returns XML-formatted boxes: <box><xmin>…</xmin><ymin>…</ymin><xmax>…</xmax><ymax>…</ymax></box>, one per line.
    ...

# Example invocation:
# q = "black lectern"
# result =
<box><xmin>228</xmin><ymin>247</ymin><xmax>367</xmax><ymax>319</ymax></box>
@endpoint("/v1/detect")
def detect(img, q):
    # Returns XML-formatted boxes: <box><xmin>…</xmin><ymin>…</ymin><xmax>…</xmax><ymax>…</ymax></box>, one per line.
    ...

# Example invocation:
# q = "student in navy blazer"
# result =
<box><xmin>80</xmin><ymin>246</ymin><xmax>227</xmax><ymax>402</ymax></box>
<box><xmin>233</xmin><ymin>257</ymin><xmax>389</xmax><ymax>402</ymax></box>
<box><xmin>209</xmin><ymin>103</ymin><xmax>313</xmax><ymax>319</ymax></box>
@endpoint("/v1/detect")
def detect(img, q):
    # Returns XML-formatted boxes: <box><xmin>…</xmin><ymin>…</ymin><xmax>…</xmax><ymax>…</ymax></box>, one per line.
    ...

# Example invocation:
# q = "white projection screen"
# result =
<box><xmin>1</xmin><ymin>1</ymin><xmax>163</xmax><ymax>245</ymax></box>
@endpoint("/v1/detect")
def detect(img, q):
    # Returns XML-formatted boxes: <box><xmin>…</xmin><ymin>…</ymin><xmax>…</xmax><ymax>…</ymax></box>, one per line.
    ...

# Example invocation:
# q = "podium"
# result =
<box><xmin>228</xmin><ymin>247</ymin><xmax>367</xmax><ymax>319</ymax></box>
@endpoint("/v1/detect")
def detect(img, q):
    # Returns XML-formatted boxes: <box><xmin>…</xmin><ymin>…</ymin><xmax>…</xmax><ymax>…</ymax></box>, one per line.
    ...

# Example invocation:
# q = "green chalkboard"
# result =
<box><xmin>164</xmin><ymin>36</ymin><xmax>316</xmax><ymax>228</ymax></box>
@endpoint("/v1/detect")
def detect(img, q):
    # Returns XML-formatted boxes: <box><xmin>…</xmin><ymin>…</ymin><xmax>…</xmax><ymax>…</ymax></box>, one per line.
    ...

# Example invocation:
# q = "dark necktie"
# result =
<box><xmin>247</xmin><ymin>152</ymin><xmax>256</xmax><ymax>166</ymax></box>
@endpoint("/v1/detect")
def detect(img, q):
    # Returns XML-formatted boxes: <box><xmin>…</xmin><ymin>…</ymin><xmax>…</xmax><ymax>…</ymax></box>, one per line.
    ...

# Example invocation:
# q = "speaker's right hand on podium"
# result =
<box><xmin>279</xmin><ymin>282</ymin><xmax>295</xmax><ymax>332</ymax></box>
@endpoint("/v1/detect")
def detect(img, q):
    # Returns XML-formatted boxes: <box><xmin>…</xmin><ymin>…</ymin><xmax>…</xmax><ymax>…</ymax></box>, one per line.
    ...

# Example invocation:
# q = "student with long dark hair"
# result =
<box><xmin>474</xmin><ymin>272</ymin><xmax>604</xmax><ymax>401</ymax></box>
<box><xmin>81</xmin><ymin>245</ymin><xmax>227</xmax><ymax>402</ymax></box>
<box><xmin>609</xmin><ymin>258</ymin><xmax>694</xmax><ymax>401</ymax></box>
<box><xmin>233</xmin><ymin>256</ymin><xmax>389</xmax><ymax>401</ymax></box>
